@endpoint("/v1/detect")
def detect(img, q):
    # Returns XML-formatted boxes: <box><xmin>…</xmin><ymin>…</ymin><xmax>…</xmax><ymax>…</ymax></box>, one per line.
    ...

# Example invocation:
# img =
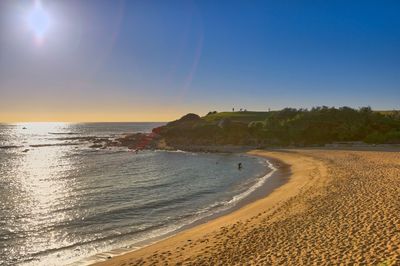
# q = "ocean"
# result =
<box><xmin>0</xmin><ymin>123</ymin><xmax>273</xmax><ymax>265</ymax></box>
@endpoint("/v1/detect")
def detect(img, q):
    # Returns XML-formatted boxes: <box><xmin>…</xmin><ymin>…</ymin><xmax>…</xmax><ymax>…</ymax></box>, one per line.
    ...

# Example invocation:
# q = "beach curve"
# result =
<box><xmin>91</xmin><ymin>149</ymin><xmax>330</xmax><ymax>265</ymax></box>
<box><xmin>91</xmin><ymin>148</ymin><xmax>400</xmax><ymax>265</ymax></box>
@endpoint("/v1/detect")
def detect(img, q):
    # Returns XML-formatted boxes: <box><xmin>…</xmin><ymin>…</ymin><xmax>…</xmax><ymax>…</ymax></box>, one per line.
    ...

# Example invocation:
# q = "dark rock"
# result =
<box><xmin>89</xmin><ymin>144</ymin><xmax>103</xmax><ymax>149</ymax></box>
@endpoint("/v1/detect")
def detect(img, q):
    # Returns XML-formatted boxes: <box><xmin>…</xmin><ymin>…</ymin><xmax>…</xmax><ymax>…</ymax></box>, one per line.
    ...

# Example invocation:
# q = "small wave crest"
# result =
<box><xmin>29</xmin><ymin>143</ymin><xmax>80</xmax><ymax>148</ymax></box>
<box><xmin>0</xmin><ymin>145</ymin><xmax>22</xmax><ymax>149</ymax></box>
<box><xmin>48</xmin><ymin>132</ymin><xmax>79</xmax><ymax>135</ymax></box>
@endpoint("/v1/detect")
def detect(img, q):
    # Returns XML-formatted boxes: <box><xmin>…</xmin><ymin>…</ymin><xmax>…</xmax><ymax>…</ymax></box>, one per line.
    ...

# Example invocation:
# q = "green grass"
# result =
<box><xmin>202</xmin><ymin>110</ymin><xmax>399</xmax><ymax>124</ymax></box>
<box><xmin>202</xmin><ymin>111</ymin><xmax>273</xmax><ymax>123</ymax></box>
<box><xmin>376</xmin><ymin>110</ymin><xmax>399</xmax><ymax>115</ymax></box>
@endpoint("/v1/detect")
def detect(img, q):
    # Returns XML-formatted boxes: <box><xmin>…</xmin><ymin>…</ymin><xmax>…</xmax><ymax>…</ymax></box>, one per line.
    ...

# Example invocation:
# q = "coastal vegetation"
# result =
<box><xmin>153</xmin><ymin>107</ymin><xmax>400</xmax><ymax>147</ymax></box>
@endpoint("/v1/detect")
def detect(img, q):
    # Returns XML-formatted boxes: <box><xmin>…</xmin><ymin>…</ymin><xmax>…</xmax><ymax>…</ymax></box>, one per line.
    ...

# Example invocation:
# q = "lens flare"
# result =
<box><xmin>27</xmin><ymin>0</ymin><xmax>50</xmax><ymax>42</ymax></box>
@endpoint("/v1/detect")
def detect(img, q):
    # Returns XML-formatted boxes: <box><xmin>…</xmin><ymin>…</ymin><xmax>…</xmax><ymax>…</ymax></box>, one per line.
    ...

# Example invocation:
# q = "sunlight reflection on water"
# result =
<box><xmin>4</xmin><ymin>124</ymin><xmax>79</xmax><ymax>264</ymax></box>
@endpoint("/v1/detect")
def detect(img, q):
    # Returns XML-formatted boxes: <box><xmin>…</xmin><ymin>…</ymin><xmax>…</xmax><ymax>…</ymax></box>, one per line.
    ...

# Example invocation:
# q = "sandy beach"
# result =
<box><xmin>93</xmin><ymin>149</ymin><xmax>400</xmax><ymax>265</ymax></box>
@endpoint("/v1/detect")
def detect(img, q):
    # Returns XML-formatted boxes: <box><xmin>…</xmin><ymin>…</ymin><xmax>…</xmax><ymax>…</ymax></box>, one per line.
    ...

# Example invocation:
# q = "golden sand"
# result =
<box><xmin>93</xmin><ymin>149</ymin><xmax>400</xmax><ymax>265</ymax></box>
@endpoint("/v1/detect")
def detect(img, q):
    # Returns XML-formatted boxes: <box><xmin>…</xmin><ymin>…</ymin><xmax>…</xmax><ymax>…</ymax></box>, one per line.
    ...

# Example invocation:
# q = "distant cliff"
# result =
<box><xmin>153</xmin><ymin>107</ymin><xmax>400</xmax><ymax>148</ymax></box>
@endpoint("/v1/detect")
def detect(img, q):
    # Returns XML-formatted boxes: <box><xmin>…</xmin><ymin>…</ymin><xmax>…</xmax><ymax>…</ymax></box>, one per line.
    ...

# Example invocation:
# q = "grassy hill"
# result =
<box><xmin>154</xmin><ymin>107</ymin><xmax>400</xmax><ymax>147</ymax></box>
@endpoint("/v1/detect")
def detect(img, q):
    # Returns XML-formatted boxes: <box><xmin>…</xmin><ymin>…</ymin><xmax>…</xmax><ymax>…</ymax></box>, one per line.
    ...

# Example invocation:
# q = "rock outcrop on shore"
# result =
<box><xmin>78</xmin><ymin>133</ymin><xmax>161</xmax><ymax>151</ymax></box>
<box><xmin>77</xmin><ymin>108</ymin><xmax>400</xmax><ymax>152</ymax></box>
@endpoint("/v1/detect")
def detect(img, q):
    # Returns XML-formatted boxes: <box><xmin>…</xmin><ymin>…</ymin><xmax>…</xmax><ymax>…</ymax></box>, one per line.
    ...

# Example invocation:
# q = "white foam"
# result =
<box><xmin>227</xmin><ymin>159</ymin><xmax>277</xmax><ymax>204</ymax></box>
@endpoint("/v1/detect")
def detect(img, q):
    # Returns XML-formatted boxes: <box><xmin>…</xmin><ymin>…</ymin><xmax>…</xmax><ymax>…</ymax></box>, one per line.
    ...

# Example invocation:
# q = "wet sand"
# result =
<box><xmin>93</xmin><ymin>149</ymin><xmax>400</xmax><ymax>265</ymax></box>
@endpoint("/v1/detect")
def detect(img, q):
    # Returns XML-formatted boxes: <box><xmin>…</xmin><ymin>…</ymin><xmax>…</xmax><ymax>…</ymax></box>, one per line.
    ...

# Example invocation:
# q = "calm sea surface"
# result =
<box><xmin>0</xmin><ymin>123</ymin><xmax>270</xmax><ymax>265</ymax></box>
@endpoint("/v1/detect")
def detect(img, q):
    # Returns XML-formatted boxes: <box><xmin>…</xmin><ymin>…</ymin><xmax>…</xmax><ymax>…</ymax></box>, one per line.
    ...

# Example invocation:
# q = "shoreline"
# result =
<box><xmin>91</xmin><ymin>150</ymin><xmax>328</xmax><ymax>266</ymax></box>
<box><xmin>76</xmin><ymin>153</ymin><xmax>288</xmax><ymax>265</ymax></box>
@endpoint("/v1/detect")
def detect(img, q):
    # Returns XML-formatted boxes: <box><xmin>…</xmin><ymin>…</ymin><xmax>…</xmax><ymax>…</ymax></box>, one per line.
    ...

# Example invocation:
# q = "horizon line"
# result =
<box><xmin>0</xmin><ymin>121</ymin><xmax>169</xmax><ymax>124</ymax></box>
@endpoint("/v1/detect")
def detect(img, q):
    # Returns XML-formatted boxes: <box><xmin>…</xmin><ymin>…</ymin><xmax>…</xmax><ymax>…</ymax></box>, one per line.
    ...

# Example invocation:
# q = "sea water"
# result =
<box><xmin>0</xmin><ymin>123</ymin><xmax>271</xmax><ymax>265</ymax></box>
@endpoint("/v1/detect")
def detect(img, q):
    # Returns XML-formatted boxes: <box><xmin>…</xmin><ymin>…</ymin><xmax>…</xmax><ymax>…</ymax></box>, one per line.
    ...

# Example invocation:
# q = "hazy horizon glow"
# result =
<box><xmin>1</xmin><ymin>0</ymin><xmax>399</xmax><ymax>122</ymax></box>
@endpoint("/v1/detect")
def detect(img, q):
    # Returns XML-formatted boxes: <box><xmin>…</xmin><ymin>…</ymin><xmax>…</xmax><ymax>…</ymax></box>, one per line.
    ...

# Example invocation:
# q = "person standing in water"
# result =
<box><xmin>238</xmin><ymin>162</ymin><xmax>242</xmax><ymax>170</ymax></box>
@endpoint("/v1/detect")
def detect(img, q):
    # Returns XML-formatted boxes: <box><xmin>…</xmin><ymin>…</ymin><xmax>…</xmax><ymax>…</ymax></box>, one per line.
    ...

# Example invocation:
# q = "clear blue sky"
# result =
<box><xmin>0</xmin><ymin>0</ymin><xmax>399</xmax><ymax>121</ymax></box>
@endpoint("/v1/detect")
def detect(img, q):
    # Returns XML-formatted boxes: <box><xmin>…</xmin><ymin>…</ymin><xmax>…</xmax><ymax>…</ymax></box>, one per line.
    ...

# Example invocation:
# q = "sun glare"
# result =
<box><xmin>27</xmin><ymin>0</ymin><xmax>50</xmax><ymax>43</ymax></box>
